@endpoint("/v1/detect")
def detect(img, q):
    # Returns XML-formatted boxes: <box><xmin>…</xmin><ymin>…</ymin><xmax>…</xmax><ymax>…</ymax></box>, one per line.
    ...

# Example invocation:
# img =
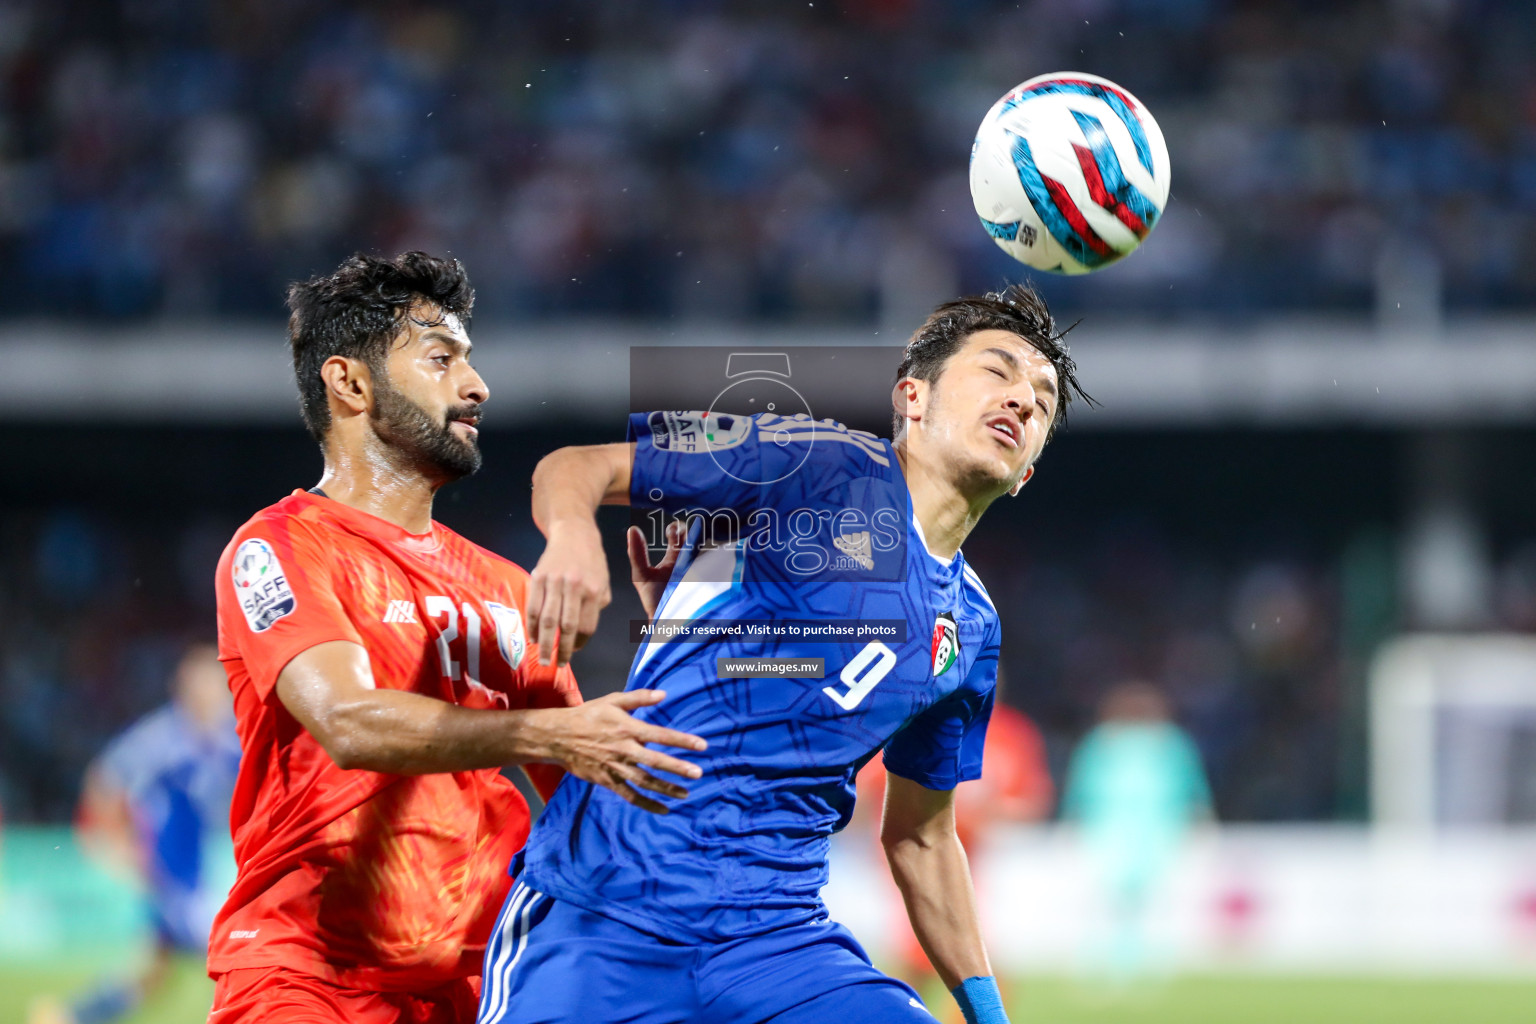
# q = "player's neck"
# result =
<box><xmin>895</xmin><ymin>442</ymin><xmax>993</xmax><ymax>561</ymax></box>
<box><xmin>315</xmin><ymin>442</ymin><xmax>440</xmax><ymax>535</ymax></box>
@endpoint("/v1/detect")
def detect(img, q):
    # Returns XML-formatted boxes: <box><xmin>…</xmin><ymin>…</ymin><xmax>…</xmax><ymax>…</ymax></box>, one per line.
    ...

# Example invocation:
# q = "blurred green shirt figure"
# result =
<box><xmin>1062</xmin><ymin>682</ymin><xmax>1211</xmax><ymax>983</ymax></box>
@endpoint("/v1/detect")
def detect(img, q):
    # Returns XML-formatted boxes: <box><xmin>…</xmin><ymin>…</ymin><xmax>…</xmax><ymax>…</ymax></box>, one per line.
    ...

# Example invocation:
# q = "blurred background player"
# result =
<box><xmin>205</xmin><ymin>251</ymin><xmax>706</xmax><ymax>1024</ymax></box>
<box><xmin>1061</xmin><ymin>680</ymin><xmax>1212</xmax><ymax>986</ymax></box>
<box><xmin>28</xmin><ymin>641</ymin><xmax>239</xmax><ymax>1024</ymax></box>
<box><xmin>856</xmin><ymin>666</ymin><xmax>1053</xmax><ymax>1017</ymax></box>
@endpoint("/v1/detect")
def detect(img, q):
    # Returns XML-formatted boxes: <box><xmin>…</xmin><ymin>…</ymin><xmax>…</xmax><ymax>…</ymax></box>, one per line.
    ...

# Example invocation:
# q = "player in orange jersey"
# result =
<box><xmin>206</xmin><ymin>251</ymin><xmax>707</xmax><ymax>1024</ymax></box>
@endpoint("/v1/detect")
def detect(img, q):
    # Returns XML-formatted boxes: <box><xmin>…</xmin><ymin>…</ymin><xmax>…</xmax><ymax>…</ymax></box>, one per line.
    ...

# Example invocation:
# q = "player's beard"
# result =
<box><xmin>370</xmin><ymin>378</ymin><xmax>483</xmax><ymax>481</ymax></box>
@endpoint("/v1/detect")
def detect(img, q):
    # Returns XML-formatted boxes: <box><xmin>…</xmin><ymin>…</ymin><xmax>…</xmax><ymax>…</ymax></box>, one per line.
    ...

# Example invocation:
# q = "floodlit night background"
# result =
<box><xmin>3</xmin><ymin>1</ymin><xmax>1536</xmax><ymax>1019</ymax></box>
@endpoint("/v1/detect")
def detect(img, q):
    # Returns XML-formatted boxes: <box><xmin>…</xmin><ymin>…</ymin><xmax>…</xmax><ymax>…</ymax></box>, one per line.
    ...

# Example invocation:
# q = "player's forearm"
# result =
<box><xmin>531</xmin><ymin>445</ymin><xmax>628</xmax><ymax>538</ymax></box>
<box><xmin>883</xmin><ymin>830</ymin><xmax>992</xmax><ymax>990</ymax></box>
<box><xmin>278</xmin><ymin>642</ymin><xmax>705</xmax><ymax>809</ymax></box>
<box><xmin>311</xmin><ymin>688</ymin><xmax>572</xmax><ymax>774</ymax></box>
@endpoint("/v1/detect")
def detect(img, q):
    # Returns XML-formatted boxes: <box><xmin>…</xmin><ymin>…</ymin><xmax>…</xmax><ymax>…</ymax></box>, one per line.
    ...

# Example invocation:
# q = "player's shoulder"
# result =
<box><xmin>958</xmin><ymin>561</ymin><xmax>1001</xmax><ymax>635</ymax></box>
<box><xmin>747</xmin><ymin>414</ymin><xmax>899</xmax><ymax>507</ymax></box>
<box><xmin>225</xmin><ymin>491</ymin><xmax>328</xmax><ymax>548</ymax></box>
<box><xmin>959</xmin><ymin>561</ymin><xmax>997</xmax><ymax>612</ymax></box>
<box><xmin>758</xmin><ymin>413</ymin><xmax>893</xmax><ymax>465</ymax></box>
<box><xmin>248</xmin><ymin>489</ymin><xmax>325</xmax><ymax>524</ymax></box>
<box><xmin>115</xmin><ymin>703</ymin><xmax>181</xmax><ymax>747</ymax></box>
<box><xmin>433</xmin><ymin>524</ymin><xmax>532</xmax><ymax>583</ymax></box>
<box><xmin>99</xmin><ymin>704</ymin><xmax>186</xmax><ymax>779</ymax></box>
<box><xmin>216</xmin><ymin>493</ymin><xmax>334</xmax><ymax>593</ymax></box>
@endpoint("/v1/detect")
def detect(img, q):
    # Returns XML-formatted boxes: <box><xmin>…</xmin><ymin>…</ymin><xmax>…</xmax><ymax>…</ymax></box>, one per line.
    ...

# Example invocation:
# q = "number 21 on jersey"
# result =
<box><xmin>423</xmin><ymin>596</ymin><xmax>527</xmax><ymax>687</ymax></box>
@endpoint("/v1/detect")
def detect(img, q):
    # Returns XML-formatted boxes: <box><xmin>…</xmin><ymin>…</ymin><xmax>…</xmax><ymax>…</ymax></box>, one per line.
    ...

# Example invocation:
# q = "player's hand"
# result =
<box><xmin>627</xmin><ymin>521</ymin><xmax>684</xmax><ymax>621</ymax></box>
<box><xmin>527</xmin><ymin>520</ymin><xmax>611</xmax><ymax>667</ymax></box>
<box><xmin>545</xmin><ymin>690</ymin><xmax>707</xmax><ymax>814</ymax></box>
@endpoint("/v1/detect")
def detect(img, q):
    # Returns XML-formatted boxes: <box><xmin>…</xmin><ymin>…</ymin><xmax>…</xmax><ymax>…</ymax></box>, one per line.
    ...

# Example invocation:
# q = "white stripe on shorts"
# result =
<box><xmin>477</xmin><ymin>883</ymin><xmax>528</xmax><ymax>1024</ymax></box>
<box><xmin>484</xmin><ymin>886</ymin><xmax>544</xmax><ymax>1024</ymax></box>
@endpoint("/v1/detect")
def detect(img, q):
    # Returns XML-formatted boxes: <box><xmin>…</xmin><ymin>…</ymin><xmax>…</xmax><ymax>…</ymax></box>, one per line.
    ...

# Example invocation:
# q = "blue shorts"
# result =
<box><xmin>476</xmin><ymin>881</ymin><xmax>935</xmax><ymax>1024</ymax></box>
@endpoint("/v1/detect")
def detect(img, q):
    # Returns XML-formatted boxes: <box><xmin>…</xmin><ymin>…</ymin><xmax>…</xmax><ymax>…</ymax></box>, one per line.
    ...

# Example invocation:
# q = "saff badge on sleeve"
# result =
<box><xmin>231</xmin><ymin>538</ymin><xmax>296</xmax><ymax>633</ymax></box>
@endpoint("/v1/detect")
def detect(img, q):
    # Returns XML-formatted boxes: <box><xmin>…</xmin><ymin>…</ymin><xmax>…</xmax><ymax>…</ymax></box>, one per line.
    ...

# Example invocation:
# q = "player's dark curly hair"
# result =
<box><xmin>892</xmin><ymin>283</ymin><xmax>1092</xmax><ymax>440</ymax></box>
<box><xmin>287</xmin><ymin>251</ymin><xmax>475</xmax><ymax>444</ymax></box>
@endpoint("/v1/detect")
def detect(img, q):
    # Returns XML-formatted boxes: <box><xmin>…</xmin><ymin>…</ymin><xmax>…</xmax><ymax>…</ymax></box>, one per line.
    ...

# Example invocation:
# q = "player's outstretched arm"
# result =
<box><xmin>276</xmin><ymin>640</ymin><xmax>706</xmax><ymax>813</ymax></box>
<box><xmin>882</xmin><ymin>773</ymin><xmax>1010</xmax><ymax>1024</ymax></box>
<box><xmin>526</xmin><ymin>442</ymin><xmax>636</xmax><ymax>667</ymax></box>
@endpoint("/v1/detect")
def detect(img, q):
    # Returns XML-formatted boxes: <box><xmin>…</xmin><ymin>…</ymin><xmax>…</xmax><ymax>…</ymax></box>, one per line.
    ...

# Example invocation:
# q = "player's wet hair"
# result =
<box><xmin>287</xmin><ymin>251</ymin><xmax>475</xmax><ymax>444</ymax></box>
<box><xmin>892</xmin><ymin>283</ymin><xmax>1091</xmax><ymax>440</ymax></box>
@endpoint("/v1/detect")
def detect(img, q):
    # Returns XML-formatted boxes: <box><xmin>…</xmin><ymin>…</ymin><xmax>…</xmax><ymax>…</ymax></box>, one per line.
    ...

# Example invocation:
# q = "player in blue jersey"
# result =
<box><xmin>29</xmin><ymin>642</ymin><xmax>241</xmax><ymax>1024</ymax></box>
<box><xmin>477</xmin><ymin>285</ymin><xmax>1087</xmax><ymax>1024</ymax></box>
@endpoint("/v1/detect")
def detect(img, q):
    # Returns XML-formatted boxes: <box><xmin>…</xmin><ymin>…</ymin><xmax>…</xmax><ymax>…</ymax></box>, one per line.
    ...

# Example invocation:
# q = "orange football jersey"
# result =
<box><xmin>209</xmin><ymin>490</ymin><xmax>578</xmax><ymax>992</ymax></box>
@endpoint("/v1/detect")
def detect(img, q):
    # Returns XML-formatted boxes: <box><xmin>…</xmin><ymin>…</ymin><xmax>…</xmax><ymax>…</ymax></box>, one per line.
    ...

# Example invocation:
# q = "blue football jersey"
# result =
<box><xmin>520</xmin><ymin>411</ymin><xmax>1001</xmax><ymax>942</ymax></box>
<box><xmin>97</xmin><ymin>703</ymin><xmax>242</xmax><ymax>949</ymax></box>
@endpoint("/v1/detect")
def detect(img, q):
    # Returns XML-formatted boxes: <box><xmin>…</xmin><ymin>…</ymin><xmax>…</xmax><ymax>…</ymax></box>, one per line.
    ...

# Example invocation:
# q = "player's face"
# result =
<box><xmin>372</xmin><ymin>304</ymin><xmax>489</xmax><ymax>481</ymax></box>
<box><xmin>922</xmin><ymin>329</ymin><xmax>1058</xmax><ymax>493</ymax></box>
<box><xmin>174</xmin><ymin>644</ymin><xmax>233</xmax><ymax>734</ymax></box>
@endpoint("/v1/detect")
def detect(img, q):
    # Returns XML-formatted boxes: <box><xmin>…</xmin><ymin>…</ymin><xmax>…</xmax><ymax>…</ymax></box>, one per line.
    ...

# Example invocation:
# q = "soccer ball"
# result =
<box><xmin>969</xmin><ymin>72</ymin><xmax>1171</xmax><ymax>275</ymax></box>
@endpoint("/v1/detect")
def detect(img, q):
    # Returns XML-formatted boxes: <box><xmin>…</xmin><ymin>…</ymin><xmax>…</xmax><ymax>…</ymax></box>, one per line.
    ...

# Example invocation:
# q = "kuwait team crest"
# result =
<box><xmin>931</xmin><ymin>612</ymin><xmax>959</xmax><ymax>676</ymax></box>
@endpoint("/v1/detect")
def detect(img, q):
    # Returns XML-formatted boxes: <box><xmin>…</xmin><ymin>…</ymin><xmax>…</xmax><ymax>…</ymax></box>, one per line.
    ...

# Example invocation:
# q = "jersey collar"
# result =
<box><xmin>291</xmin><ymin>489</ymin><xmax>444</xmax><ymax>554</ymax></box>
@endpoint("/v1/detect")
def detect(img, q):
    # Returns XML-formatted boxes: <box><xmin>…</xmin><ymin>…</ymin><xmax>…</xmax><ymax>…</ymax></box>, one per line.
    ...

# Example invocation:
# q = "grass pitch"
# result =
<box><xmin>1003</xmin><ymin>974</ymin><xmax>1536</xmax><ymax>1024</ymax></box>
<box><xmin>0</xmin><ymin>958</ymin><xmax>213</xmax><ymax>1024</ymax></box>
<box><xmin>3</xmin><ymin>968</ymin><xmax>1535</xmax><ymax>1023</ymax></box>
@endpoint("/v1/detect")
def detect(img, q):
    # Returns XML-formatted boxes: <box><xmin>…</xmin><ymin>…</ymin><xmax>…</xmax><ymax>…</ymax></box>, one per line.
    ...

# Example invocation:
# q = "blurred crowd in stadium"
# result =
<box><xmin>3</xmin><ymin>0</ymin><xmax>1536</xmax><ymax>320</ymax></box>
<box><xmin>5</xmin><ymin>0</ymin><xmax>1536</xmax><ymax>831</ymax></box>
<box><xmin>3</xmin><ymin>499</ymin><xmax>1535</xmax><ymax>825</ymax></box>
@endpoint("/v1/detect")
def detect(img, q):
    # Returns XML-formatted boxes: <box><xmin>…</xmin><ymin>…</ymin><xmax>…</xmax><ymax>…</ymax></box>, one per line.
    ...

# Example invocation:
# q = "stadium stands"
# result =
<box><xmin>2</xmin><ymin>0</ymin><xmax>1535</xmax><ymax>319</ymax></box>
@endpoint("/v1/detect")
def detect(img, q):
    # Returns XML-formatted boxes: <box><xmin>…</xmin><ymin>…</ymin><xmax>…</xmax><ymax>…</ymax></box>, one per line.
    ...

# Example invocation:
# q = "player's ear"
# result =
<box><xmin>320</xmin><ymin>356</ymin><xmax>373</xmax><ymax>417</ymax></box>
<box><xmin>892</xmin><ymin>377</ymin><xmax>926</xmax><ymax>430</ymax></box>
<box><xmin>1009</xmin><ymin>465</ymin><xmax>1034</xmax><ymax>497</ymax></box>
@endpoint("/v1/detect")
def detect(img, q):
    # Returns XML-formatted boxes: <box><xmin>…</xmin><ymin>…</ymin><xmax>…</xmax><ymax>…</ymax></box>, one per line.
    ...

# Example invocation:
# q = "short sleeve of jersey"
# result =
<box><xmin>511</xmin><ymin>655</ymin><xmax>581</xmax><ymax>803</ymax></box>
<box><xmin>628</xmin><ymin>411</ymin><xmax>785</xmax><ymax>514</ymax></box>
<box><xmin>882</xmin><ymin>627</ymin><xmax>1000</xmax><ymax>791</ymax></box>
<box><xmin>217</xmin><ymin>517</ymin><xmax>363</xmax><ymax>701</ymax></box>
<box><xmin>514</xmin><ymin>654</ymin><xmax>582</xmax><ymax>710</ymax></box>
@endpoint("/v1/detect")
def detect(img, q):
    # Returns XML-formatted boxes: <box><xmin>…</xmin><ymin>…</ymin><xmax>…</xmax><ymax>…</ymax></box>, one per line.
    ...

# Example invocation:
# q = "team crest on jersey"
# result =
<box><xmin>231</xmin><ymin>538</ymin><xmax>295</xmax><ymax>633</ymax></box>
<box><xmin>931</xmin><ymin>612</ymin><xmax>959</xmax><ymax>676</ymax></box>
<box><xmin>486</xmin><ymin>601</ymin><xmax>526</xmax><ymax>669</ymax></box>
<box><xmin>648</xmin><ymin>410</ymin><xmax>751</xmax><ymax>454</ymax></box>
